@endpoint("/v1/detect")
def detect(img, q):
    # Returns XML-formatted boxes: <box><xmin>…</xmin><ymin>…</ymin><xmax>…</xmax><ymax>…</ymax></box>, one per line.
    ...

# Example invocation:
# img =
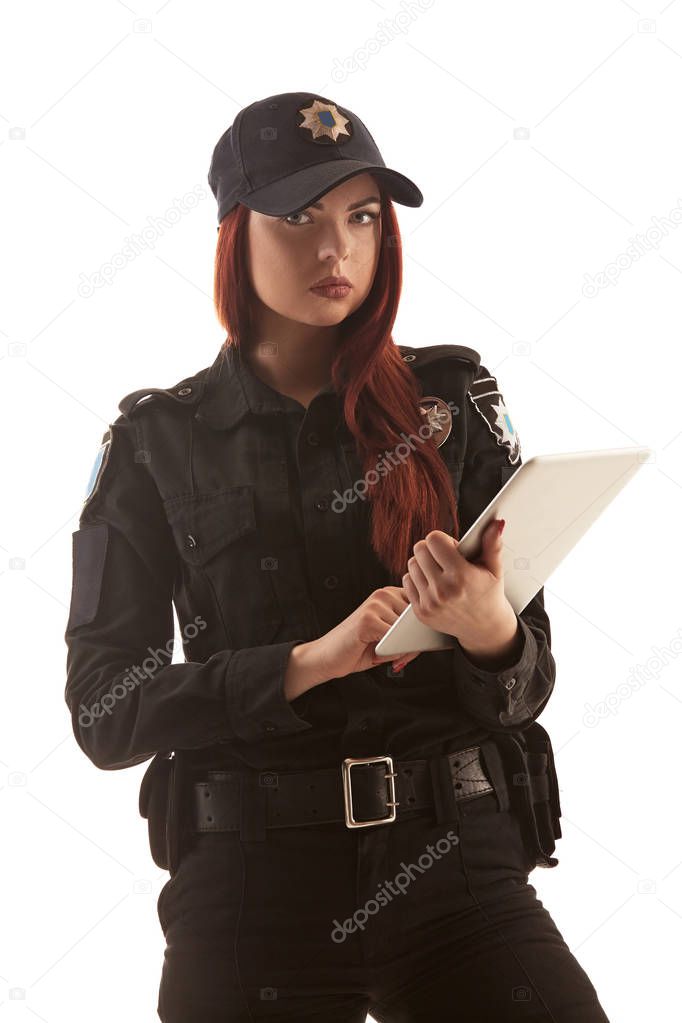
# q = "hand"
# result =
<box><xmin>310</xmin><ymin>586</ymin><xmax>422</xmax><ymax>682</ymax></box>
<box><xmin>402</xmin><ymin>519</ymin><xmax>516</xmax><ymax>652</ymax></box>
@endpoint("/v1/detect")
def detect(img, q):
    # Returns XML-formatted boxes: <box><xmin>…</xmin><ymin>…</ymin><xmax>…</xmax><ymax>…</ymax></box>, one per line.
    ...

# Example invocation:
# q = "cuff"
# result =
<box><xmin>226</xmin><ymin>640</ymin><xmax>315</xmax><ymax>743</ymax></box>
<box><xmin>452</xmin><ymin>616</ymin><xmax>538</xmax><ymax>717</ymax></box>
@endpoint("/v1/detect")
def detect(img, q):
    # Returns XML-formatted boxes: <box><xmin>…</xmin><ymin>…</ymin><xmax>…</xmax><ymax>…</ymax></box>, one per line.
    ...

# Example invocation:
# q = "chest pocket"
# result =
<box><xmin>163</xmin><ymin>486</ymin><xmax>283</xmax><ymax>647</ymax></box>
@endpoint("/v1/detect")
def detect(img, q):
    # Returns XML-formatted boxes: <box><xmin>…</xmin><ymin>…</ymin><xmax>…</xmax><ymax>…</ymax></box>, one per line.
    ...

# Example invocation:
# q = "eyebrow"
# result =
<box><xmin>308</xmin><ymin>195</ymin><xmax>381</xmax><ymax>211</ymax></box>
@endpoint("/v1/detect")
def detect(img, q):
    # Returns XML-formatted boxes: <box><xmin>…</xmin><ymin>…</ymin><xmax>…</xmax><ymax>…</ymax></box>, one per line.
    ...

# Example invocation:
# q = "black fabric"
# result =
<box><xmin>155</xmin><ymin>799</ymin><xmax>611</xmax><ymax>1022</ymax></box>
<box><xmin>61</xmin><ymin>342</ymin><xmax>600</xmax><ymax>1018</ymax></box>
<box><xmin>64</xmin><ymin>343</ymin><xmax>558</xmax><ymax>777</ymax></box>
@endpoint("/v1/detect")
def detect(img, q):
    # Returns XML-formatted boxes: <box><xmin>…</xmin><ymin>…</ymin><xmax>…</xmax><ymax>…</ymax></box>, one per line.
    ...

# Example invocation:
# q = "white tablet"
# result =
<box><xmin>374</xmin><ymin>446</ymin><xmax>652</xmax><ymax>658</ymax></box>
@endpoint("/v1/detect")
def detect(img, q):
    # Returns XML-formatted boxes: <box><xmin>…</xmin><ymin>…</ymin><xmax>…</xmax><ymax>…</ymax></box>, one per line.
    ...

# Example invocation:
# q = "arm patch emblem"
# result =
<box><xmin>468</xmin><ymin>373</ymin><xmax>521</xmax><ymax>465</ymax></box>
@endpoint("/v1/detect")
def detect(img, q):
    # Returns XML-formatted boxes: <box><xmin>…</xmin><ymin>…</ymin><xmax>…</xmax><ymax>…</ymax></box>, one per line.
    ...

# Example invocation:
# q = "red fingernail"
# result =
<box><xmin>498</xmin><ymin>519</ymin><xmax>505</xmax><ymax>536</ymax></box>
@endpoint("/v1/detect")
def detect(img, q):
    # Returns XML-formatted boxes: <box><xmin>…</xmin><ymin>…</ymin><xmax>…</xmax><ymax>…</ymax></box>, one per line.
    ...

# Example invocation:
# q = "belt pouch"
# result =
<box><xmin>167</xmin><ymin>750</ymin><xmax>192</xmax><ymax>872</ymax></box>
<box><xmin>523</xmin><ymin>723</ymin><xmax>562</xmax><ymax>866</ymax></box>
<box><xmin>496</xmin><ymin>734</ymin><xmax>552</xmax><ymax>868</ymax></box>
<box><xmin>138</xmin><ymin>751</ymin><xmax>173</xmax><ymax>871</ymax></box>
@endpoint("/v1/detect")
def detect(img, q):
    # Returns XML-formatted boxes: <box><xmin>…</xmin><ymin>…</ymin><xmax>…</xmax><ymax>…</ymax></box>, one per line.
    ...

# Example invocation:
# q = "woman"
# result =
<box><xmin>65</xmin><ymin>92</ymin><xmax>610</xmax><ymax>1022</ymax></box>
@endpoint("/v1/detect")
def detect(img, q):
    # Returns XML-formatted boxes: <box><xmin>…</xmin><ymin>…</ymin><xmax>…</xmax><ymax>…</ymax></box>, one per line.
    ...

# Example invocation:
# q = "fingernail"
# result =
<box><xmin>497</xmin><ymin>519</ymin><xmax>505</xmax><ymax>536</ymax></box>
<box><xmin>392</xmin><ymin>660</ymin><xmax>406</xmax><ymax>672</ymax></box>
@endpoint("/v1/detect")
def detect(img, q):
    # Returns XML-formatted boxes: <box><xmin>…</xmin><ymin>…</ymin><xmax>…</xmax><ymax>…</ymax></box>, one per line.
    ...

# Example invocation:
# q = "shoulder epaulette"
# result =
<box><xmin>118</xmin><ymin>374</ymin><xmax>206</xmax><ymax>419</ymax></box>
<box><xmin>397</xmin><ymin>343</ymin><xmax>481</xmax><ymax>371</ymax></box>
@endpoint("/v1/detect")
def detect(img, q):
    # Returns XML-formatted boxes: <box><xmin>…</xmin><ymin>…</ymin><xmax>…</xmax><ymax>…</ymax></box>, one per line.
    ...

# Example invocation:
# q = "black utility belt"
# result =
<box><xmin>193</xmin><ymin>745</ymin><xmax>496</xmax><ymax>833</ymax></box>
<box><xmin>139</xmin><ymin>723</ymin><xmax>562</xmax><ymax>870</ymax></box>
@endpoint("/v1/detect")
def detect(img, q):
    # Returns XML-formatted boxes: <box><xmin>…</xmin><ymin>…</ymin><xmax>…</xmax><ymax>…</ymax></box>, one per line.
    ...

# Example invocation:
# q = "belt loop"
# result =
<box><xmin>478</xmin><ymin>740</ymin><xmax>510</xmax><ymax>813</ymax></box>
<box><xmin>429</xmin><ymin>755</ymin><xmax>460</xmax><ymax>825</ymax></box>
<box><xmin>239</xmin><ymin>771</ymin><xmax>267</xmax><ymax>842</ymax></box>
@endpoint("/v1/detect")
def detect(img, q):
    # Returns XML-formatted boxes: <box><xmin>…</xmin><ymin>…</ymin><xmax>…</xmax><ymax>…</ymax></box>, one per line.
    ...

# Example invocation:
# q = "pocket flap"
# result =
<box><xmin>163</xmin><ymin>486</ymin><xmax>257</xmax><ymax>566</ymax></box>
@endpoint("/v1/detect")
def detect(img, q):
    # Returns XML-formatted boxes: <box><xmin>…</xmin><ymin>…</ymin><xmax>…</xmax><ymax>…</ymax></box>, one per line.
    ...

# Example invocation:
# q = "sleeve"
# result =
<box><xmin>449</xmin><ymin>363</ymin><xmax>556</xmax><ymax>732</ymax></box>
<box><xmin>64</xmin><ymin>415</ymin><xmax>312</xmax><ymax>772</ymax></box>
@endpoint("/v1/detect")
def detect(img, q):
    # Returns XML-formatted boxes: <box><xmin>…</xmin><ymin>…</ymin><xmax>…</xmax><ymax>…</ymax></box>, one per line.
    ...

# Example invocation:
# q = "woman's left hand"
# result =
<box><xmin>402</xmin><ymin>519</ymin><xmax>516</xmax><ymax>651</ymax></box>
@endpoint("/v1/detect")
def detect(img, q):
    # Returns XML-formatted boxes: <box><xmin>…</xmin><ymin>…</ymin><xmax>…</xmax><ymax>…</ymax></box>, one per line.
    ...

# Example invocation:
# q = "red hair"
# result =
<box><xmin>212</xmin><ymin>177</ymin><xmax>460</xmax><ymax>582</ymax></box>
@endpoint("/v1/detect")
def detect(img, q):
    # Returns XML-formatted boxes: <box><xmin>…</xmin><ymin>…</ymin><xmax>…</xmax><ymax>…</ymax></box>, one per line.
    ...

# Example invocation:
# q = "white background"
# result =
<box><xmin>2</xmin><ymin>1</ymin><xmax>681</xmax><ymax>1020</ymax></box>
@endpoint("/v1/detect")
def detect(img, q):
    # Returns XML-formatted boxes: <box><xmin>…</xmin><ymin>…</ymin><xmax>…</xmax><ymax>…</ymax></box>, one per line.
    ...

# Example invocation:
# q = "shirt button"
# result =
<box><xmin>323</xmin><ymin>575</ymin><xmax>339</xmax><ymax>590</ymax></box>
<box><xmin>360</xmin><ymin>719</ymin><xmax>369</xmax><ymax>732</ymax></box>
<box><xmin>307</xmin><ymin>431</ymin><xmax>319</xmax><ymax>446</ymax></box>
<box><xmin>263</xmin><ymin>721</ymin><xmax>276</xmax><ymax>733</ymax></box>
<box><xmin>315</xmin><ymin>497</ymin><xmax>329</xmax><ymax>512</ymax></box>
<box><xmin>503</xmin><ymin>677</ymin><xmax>517</xmax><ymax>690</ymax></box>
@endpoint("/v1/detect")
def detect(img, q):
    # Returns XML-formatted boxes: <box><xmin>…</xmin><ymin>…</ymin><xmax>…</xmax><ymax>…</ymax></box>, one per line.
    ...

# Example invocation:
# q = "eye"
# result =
<box><xmin>281</xmin><ymin>211</ymin><xmax>313</xmax><ymax>226</ymax></box>
<box><xmin>352</xmin><ymin>210</ymin><xmax>379</xmax><ymax>225</ymax></box>
<box><xmin>280</xmin><ymin>209</ymin><xmax>380</xmax><ymax>227</ymax></box>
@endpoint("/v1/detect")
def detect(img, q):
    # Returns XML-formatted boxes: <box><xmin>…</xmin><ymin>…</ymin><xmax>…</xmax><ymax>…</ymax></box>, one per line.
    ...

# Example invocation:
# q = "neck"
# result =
<box><xmin>245</xmin><ymin>307</ymin><xmax>340</xmax><ymax>394</ymax></box>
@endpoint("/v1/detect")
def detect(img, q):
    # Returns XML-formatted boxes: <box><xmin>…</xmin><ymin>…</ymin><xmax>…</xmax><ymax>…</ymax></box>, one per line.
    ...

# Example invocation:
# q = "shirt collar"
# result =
<box><xmin>195</xmin><ymin>342</ymin><xmax>339</xmax><ymax>431</ymax></box>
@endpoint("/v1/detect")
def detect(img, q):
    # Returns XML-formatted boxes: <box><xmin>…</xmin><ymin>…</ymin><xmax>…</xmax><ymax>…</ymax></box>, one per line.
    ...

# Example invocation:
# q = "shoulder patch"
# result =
<box><xmin>398</xmin><ymin>343</ymin><xmax>481</xmax><ymax>371</ymax></box>
<box><xmin>82</xmin><ymin>429</ymin><xmax>112</xmax><ymax>511</ymax></box>
<box><xmin>468</xmin><ymin>365</ymin><xmax>521</xmax><ymax>465</ymax></box>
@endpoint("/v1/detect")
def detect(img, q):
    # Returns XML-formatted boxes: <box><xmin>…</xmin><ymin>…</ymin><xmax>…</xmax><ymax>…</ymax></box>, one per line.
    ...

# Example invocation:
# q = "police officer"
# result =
<box><xmin>64</xmin><ymin>93</ymin><xmax>611</xmax><ymax>1021</ymax></box>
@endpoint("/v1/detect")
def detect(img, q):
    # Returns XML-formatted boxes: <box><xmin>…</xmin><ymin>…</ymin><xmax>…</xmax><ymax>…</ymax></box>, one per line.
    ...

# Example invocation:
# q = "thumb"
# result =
<box><xmin>480</xmin><ymin>518</ymin><xmax>506</xmax><ymax>577</ymax></box>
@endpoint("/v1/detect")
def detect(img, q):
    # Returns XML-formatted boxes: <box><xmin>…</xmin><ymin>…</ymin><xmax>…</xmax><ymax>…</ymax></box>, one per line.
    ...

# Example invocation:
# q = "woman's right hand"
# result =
<box><xmin>311</xmin><ymin>586</ymin><xmax>422</xmax><ymax>682</ymax></box>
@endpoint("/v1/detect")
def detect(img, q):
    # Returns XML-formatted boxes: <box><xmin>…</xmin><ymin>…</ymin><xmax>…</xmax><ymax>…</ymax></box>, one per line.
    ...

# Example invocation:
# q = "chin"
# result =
<box><xmin>302</xmin><ymin>302</ymin><xmax>354</xmax><ymax>324</ymax></box>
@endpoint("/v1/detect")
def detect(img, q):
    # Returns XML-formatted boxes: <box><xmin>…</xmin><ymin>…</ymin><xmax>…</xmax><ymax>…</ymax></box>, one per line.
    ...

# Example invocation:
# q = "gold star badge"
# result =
<box><xmin>418</xmin><ymin>396</ymin><xmax>453</xmax><ymax>448</ymax></box>
<box><xmin>298</xmin><ymin>99</ymin><xmax>351</xmax><ymax>143</ymax></box>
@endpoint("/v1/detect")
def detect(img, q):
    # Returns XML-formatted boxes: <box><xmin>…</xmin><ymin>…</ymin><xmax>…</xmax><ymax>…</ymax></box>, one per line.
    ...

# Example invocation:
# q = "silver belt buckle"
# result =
<box><xmin>342</xmin><ymin>755</ymin><xmax>399</xmax><ymax>829</ymax></box>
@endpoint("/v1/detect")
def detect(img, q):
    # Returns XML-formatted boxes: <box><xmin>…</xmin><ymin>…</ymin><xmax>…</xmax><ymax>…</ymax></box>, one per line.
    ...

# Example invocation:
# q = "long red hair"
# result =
<box><xmin>212</xmin><ymin>177</ymin><xmax>460</xmax><ymax>582</ymax></box>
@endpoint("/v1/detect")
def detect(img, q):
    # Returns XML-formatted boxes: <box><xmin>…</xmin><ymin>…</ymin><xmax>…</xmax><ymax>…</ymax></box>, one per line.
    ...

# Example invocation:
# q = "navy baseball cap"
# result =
<box><xmin>208</xmin><ymin>91</ymin><xmax>424</xmax><ymax>224</ymax></box>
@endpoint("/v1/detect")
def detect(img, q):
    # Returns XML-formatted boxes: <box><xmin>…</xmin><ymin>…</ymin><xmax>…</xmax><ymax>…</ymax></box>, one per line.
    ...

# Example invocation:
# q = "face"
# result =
<box><xmin>245</xmin><ymin>172</ymin><xmax>382</xmax><ymax>330</ymax></box>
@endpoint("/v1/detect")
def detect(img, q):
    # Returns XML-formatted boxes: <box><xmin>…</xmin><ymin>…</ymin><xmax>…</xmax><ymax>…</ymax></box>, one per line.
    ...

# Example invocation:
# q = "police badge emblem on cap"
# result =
<box><xmin>297</xmin><ymin>99</ymin><xmax>352</xmax><ymax>144</ymax></box>
<box><xmin>418</xmin><ymin>396</ymin><xmax>453</xmax><ymax>448</ymax></box>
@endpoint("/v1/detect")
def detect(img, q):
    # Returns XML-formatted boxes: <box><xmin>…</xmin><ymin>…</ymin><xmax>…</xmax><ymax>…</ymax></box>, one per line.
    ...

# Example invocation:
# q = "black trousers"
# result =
<box><xmin>156</xmin><ymin>788</ymin><xmax>611</xmax><ymax>1022</ymax></box>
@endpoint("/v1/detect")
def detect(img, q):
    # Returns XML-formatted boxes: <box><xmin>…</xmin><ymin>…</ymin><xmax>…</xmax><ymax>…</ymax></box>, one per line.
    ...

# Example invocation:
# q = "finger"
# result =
<box><xmin>482</xmin><ymin>518</ymin><xmax>506</xmax><ymax>578</ymax></box>
<box><xmin>369</xmin><ymin>594</ymin><xmax>422</xmax><ymax>661</ymax></box>
<box><xmin>366</xmin><ymin>604</ymin><xmax>411</xmax><ymax>646</ymax></box>
<box><xmin>404</xmin><ymin>556</ymin><xmax>429</xmax><ymax>598</ymax></box>
<box><xmin>423</xmin><ymin>530</ymin><xmax>467</xmax><ymax>572</ymax></box>
<box><xmin>410</xmin><ymin>541</ymin><xmax>443</xmax><ymax>589</ymax></box>
<box><xmin>390</xmin><ymin>650</ymin><xmax>421</xmax><ymax>672</ymax></box>
<box><xmin>372</xmin><ymin>639</ymin><xmax>407</xmax><ymax>663</ymax></box>
<box><xmin>375</xmin><ymin>587</ymin><xmax>411</xmax><ymax>615</ymax></box>
<box><xmin>401</xmin><ymin>572</ymin><xmax>421</xmax><ymax>606</ymax></box>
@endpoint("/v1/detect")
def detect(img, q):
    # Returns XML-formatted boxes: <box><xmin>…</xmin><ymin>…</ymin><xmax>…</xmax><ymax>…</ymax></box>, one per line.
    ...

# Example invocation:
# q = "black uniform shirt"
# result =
<box><xmin>64</xmin><ymin>342</ymin><xmax>556</xmax><ymax>776</ymax></box>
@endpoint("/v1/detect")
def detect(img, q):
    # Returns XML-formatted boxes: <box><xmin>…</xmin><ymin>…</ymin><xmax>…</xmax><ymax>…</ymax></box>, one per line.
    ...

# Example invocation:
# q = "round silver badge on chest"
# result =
<box><xmin>418</xmin><ymin>395</ymin><xmax>453</xmax><ymax>448</ymax></box>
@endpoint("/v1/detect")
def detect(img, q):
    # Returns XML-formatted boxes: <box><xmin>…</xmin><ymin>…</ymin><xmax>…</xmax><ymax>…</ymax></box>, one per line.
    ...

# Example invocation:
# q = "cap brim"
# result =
<box><xmin>236</xmin><ymin>160</ymin><xmax>423</xmax><ymax>216</ymax></box>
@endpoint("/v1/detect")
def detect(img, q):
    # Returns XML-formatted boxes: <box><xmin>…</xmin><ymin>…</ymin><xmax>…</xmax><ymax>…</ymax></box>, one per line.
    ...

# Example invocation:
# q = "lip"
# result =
<box><xmin>310</xmin><ymin>275</ymin><xmax>352</xmax><ymax>288</ymax></box>
<box><xmin>310</xmin><ymin>283</ymin><xmax>352</xmax><ymax>300</ymax></box>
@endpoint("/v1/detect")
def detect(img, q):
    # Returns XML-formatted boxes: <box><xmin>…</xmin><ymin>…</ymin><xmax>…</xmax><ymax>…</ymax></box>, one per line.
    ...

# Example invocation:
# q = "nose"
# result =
<box><xmin>315</xmin><ymin>219</ymin><xmax>353</xmax><ymax>262</ymax></box>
